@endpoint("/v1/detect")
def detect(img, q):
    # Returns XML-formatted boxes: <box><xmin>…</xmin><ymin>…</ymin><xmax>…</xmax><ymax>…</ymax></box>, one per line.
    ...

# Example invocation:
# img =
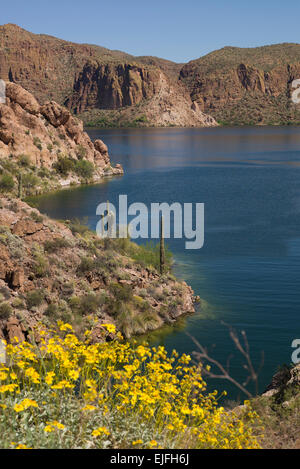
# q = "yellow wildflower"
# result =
<box><xmin>92</xmin><ymin>427</ymin><xmax>110</xmax><ymax>437</ymax></box>
<box><xmin>81</xmin><ymin>405</ymin><xmax>96</xmax><ymax>412</ymax></box>
<box><xmin>44</xmin><ymin>421</ymin><xmax>65</xmax><ymax>433</ymax></box>
<box><xmin>101</xmin><ymin>324</ymin><xmax>116</xmax><ymax>334</ymax></box>
<box><xmin>132</xmin><ymin>440</ymin><xmax>143</xmax><ymax>446</ymax></box>
<box><xmin>14</xmin><ymin>399</ymin><xmax>38</xmax><ymax>412</ymax></box>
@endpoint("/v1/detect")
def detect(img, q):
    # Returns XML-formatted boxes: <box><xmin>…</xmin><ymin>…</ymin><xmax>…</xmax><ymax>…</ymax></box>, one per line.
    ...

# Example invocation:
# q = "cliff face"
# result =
<box><xmin>179</xmin><ymin>45</ymin><xmax>300</xmax><ymax>125</ymax></box>
<box><xmin>65</xmin><ymin>63</ymin><xmax>160</xmax><ymax>113</ymax></box>
<box><xmin>134</xmin><ymin>71</ymin><xmax>217</xmax><ymax>127</ymax></box>
<box><xmin>0</xmin><ymin>81</ymin><xmax>121</xmax><ymax>174</ymax></box>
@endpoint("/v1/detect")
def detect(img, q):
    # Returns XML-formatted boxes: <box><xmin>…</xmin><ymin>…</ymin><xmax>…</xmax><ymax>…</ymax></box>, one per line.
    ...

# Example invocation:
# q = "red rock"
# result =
<box><xmin>12</xmin><ymin>219</ymin><xmax>43</xmax><ymax>237</ymax></box>
<box><xmin>6</xmin><ymin>268</ymin><xmax>24</xmax><ymax>290</ymax></box>
<box><xmin>6</xmin><ymin>82</ymin><xmax>40</xmax><ymax>115</ymax></box>
<box><xmin>40</xmin><ymin>101</ymin><xmax>70</xmax><ymax>127</ymax></box>
<box><xmin>6</xmin><ymin>317</ymin><xmax>25</xmax><ymax>343</ymax></box>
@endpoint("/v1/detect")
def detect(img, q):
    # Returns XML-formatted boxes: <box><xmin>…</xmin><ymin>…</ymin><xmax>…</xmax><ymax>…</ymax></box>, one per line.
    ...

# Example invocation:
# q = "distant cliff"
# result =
<box><xmin>179</xmin><ymin>44</ymin><xmax>300</xmax><ymax>125</ymax></box>
<box><xmin>65</xmin><ymin>63</ymin><xmax>160</xmax><ymax>112</ymax></box>
<box><xmin>2</xmin><ymin>24</ymin><xmax>300</xmax><ymax>126</ymax></box>
<box><xmin>0</xmin><ymin>24</ymin><xmax>216</xmax><ymax>128</ymax></box>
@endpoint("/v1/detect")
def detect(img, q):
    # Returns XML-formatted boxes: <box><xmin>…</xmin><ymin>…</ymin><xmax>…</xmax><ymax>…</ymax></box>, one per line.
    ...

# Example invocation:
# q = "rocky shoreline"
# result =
<box><xmin>0</xmin><ymin>196</ymin><xmax>195</xmax><ymax>344</ymax></box>
<box><xmin>0</xmin><ymin>81</ymin><xmax>123</xmax><ymax>198</ymax></box>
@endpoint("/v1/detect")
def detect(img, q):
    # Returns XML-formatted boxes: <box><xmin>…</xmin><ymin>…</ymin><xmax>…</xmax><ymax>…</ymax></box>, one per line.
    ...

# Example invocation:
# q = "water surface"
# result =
<box><xmin>33</xmin><ymin>127</ymin><xmax>300</xmax><ymax>398</ymax></box>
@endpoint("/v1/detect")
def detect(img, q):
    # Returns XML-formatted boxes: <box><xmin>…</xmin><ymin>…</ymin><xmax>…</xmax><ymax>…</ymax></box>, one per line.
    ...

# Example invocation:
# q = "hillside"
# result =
<box><xmin>180</xmin><ymin>44</ymin><xmax>300</xmax><ymax>125</ymax></box>
<box><xmin>0</xmin><ymin>197</ymin><xmax>195</xmax><ymax>342</ymax></box>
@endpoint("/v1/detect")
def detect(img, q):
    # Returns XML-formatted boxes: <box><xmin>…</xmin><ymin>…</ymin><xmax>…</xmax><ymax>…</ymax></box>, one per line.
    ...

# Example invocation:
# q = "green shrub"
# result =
<box><xmin>74</xmin><ymin>160</ymin><xmax>94</xmax><ymax>179</ymax></box>
<box><xmin>69</xmin><ymin>293</ymin><xmax>103</xmax><ymax>315</ymax></box>
<box><xmin>133</xmin><ymin>115</ymin><xmax>148</xmax><ymax>124</ymax></box>
<box><xmin>114</xmin><ymin>239</ymin><xmax>173</xmax><ymax>272</ymax></box>
<box><xmin>32</xmin><ymin>252</ymin><xmax>49</xmax><ymax>278</ymax></box>
<box><xmin>109</xmin><ymin>283</ymin><xmax>133</xmax><ymax>303</ymax></box>
<box><xmin>76</xmin><ymin>145</ymin><xmax>87</xmax><ymax>160</ymax></box>
<box><xmin>26</xmin><ymin>289</ymin><xmax>45</xmax><ymax>309</ymax></box>
<box><xmin>79</xmin><ymin>293</ymin><xmax>102</xmax><ymax>314</ymax></box>
<box><xmin>33</xmin><ymin>137</ymin><xmax>42</xmax><ymax>151</ymax></box>
<box><xmin>44</xmin><ymin>303</ymin><xmax>59</xmax><ymax>318</ymax></box>
<box><xmin>11</xmin><ymin>298</ymin><xmax>26</xmax><ymax>309</ymax></box>
<box><xmin>0</xmin><ymin>174</ymin><xmax>14</xmax><ymax>192</ymax></box>
<box><xmin>37</xmin><ymin>167</ymin><xmax>51</xmax><ymax>178</ymax></box>
<box><xmin>23</xmin><ymin>173</ymin><xmax>39</xmax><ymax>190</ymax></box>
<box><xmin>0</xmin><ymin>302</ymin><xmax>12</xmax><ymax>319</ymax></box>
<box><xmin>77</xmin><ymin>257</ymin><xmax>94</xmax><ymax>274</ymax></box>
<box><xmin>30</xmin><ymin>211</ymin><xmax>43</xmax><ymax>223</ymax></box>
<box><xmin>44</xmin><ymin>237</ymin><xmax>70</xmax><ymax>253</ymax></box>
<box><xmin>60</xmin><ymin>282</ymin><xmax>75</xmax><ymax>298</ymax></box>
<box><xmin>18</xmin><ymin>154</ymin><xmax>31</xmax><ymax>167</ymax></box>
<box><xmin>69</xmin><ymin>218</ymin><xmax>90</xmax><ymax>235</ymax></box>
<box><xmin>53</xmin><ymin>157</ymin><xmax>75</xmax><ymax>176</ymax></box>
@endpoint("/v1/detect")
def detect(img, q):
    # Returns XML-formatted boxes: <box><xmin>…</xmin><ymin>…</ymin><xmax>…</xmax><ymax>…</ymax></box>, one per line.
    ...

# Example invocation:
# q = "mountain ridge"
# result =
<box><xmin>2</xmin><ymin>24</ymin><xmax>300</xmax><ymax>125</ymax></box>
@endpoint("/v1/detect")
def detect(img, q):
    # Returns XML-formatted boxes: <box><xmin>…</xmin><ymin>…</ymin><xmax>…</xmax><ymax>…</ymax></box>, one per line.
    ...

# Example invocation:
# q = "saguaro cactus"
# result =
<box><xmin>160</xmin><ymin>214</ymin><xmax>165</xmax><ymax>275</ymax></box>
<box><xmin>17</xmin><ymin>173</ymin><xmax>23</xmax><ymax>199</ymax></box>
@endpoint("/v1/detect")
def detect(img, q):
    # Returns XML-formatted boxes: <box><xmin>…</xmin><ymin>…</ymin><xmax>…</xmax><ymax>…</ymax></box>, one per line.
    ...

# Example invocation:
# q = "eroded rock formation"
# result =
<box><xmin>0</xmin><ymin>81</ymin><xmax>122</xmax><ymax>175</ymax></box>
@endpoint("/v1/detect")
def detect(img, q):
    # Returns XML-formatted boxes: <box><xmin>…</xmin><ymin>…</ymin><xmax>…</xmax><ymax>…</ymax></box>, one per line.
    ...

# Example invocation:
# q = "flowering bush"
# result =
<box><xmin>0</xmin><ymin>322</ymin><xmax>261</xmax><ymax>449</ymax></box>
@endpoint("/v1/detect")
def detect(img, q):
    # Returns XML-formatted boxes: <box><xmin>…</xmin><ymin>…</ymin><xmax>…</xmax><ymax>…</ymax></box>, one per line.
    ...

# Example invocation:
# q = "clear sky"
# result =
<box><xmin>2</xmin><ymin>0</ymin><xmax>300</xmax><ymax>63</ymax></box>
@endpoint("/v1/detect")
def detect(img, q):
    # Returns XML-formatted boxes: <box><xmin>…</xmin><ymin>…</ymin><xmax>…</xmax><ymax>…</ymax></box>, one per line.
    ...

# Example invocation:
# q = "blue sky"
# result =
<box><xmin>2</xmin><ymin>0</ymin><xmax>300</xmax><ymax>63</ymax></box>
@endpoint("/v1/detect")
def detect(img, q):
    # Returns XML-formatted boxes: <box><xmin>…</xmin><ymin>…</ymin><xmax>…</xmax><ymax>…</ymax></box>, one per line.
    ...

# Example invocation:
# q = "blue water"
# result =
<box><xmin>33</xmin><ymin>127</ymin><xmax>300</xmax><ymax>399</ymax></box>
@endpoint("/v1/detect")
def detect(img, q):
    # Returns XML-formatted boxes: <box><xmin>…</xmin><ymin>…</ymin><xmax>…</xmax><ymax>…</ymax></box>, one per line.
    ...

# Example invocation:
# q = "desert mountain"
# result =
<box><xmin>180</xmin><ymin>44</ymin><xmax>300</xmax><ymax>125</ymax></box>
<box><xmin>0</xmin><ymin>24</ymin><xmax>216</xmax><ymax>128</ymax></box>
<box><xmin>2</xmin><ymin>24</ymin><xmax>300</xmax><ymax>126</ymax></box>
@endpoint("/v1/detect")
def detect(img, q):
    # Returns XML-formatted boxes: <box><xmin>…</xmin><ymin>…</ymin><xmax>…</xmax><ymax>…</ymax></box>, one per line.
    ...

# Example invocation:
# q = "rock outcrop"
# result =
<box><xmin>138</xmin><ymin>71</ymin><xmax>217</xmax><ymax>127</ymax></box>
<box><xmin>0</xmin><ymin>81</ymin><xmax>122</xmax><ymax>176</ymax></box>
<box><xmin>66</xmin><ymin>63</ymin><xmax>161</xmax><ymax>113</ymax></box>
<box><xmin>6</xmin><ymin>24</ymin><xmax>300</xmax><ymax>126</ymax></box>
<box><xmin>263</xmin><ymin>363</ymin><xmax>300</xmax><ymax>398</ymax></box>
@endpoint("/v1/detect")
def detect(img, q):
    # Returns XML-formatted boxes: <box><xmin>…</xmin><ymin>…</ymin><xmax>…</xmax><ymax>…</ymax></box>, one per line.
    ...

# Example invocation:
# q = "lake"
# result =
<box><xmin>32</xmin><ymin>126</ymin><xmax>300</xmax><ymax>399</ymax></box>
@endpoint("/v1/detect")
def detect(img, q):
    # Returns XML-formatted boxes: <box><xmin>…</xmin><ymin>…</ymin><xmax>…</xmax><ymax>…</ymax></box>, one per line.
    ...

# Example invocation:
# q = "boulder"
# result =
<box><xmin>40</xmin><ymin>101</ymin><xmax>70</xmax><ymax>127</ymax></box>
<box><xmin>6</xmin><ymin>317</ymin><xmax>25</xmax><ymax>343</ymax></box>
<box><xmin>12</xmin><ymin>219</ymin><xmax>43</xmax><ymax>237</ymax></box>
<box><xmin>5</xmin><ymin>268</ymin><xmax>24</xmax><ymax>290</ymax></box>
<box><xmin>6</xmin><ymin>82</ymin><xmax>40</xmax><ymax>115</ymax></box>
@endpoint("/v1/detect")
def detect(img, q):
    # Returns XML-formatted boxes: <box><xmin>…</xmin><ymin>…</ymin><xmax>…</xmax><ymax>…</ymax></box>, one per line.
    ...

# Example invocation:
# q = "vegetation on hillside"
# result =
<box><xmin>0</xmin><ymin>197</ymin><xmax>190</xmax><ymax>341</ymax></box>
<box><xmin>185</xmin><ymin>44</ymin><xmax>300</xmax><ymax>74</ymax></box>
<box><xmin>0</xmin><ymin>154</ymin><xmax>98</xmax><ymax>197</ymax></box>
<box><xmin>80</xmin><ymin>108</ymin><xmax>149</xmax><ymax>128</ymax></box>
<box><xmin>215</xmin><ymin>93</ymin><xmax>300</xmax><ymax>126</ymax></box>
<box><xmin>249</xmin><ymin>384</ymin><xmax>300</xmax><ymax>449</ymax></box>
